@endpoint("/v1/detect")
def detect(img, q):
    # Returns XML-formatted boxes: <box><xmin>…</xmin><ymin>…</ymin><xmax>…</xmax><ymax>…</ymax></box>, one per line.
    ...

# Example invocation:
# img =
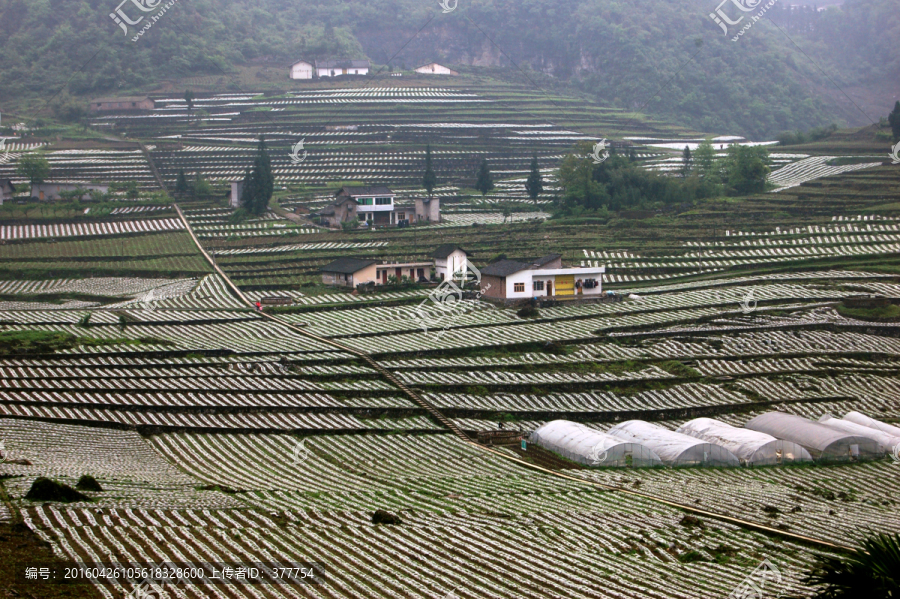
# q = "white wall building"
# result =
<box><xmin>433</xmin><ymin>245</ymin><xmax>470</xmax><ymax>281</ymax></box>
<box><xmin>290</xmin><ymin>60</ymin><xmax>314</xmax><ymax>80</ymax></box>
<box><xmin>316</xmin><ymin>59</ymin><xmax>370</xmax><ymax>77</ymax></box>
<box><xmin>479</xmin><ymin>255</ymin><xmax>605</xmax><ymax>301</ymax></box>
<box><xmin>414</xmin><ymin>63</ymin><xmax>459</xmax><ymax>75</ymax></box>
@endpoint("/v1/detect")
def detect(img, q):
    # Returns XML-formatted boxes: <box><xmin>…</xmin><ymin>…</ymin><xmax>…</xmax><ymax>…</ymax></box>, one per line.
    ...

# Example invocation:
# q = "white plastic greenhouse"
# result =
<box><xmin>606</xmin><ymin>420</ymin><xmax>741</xmax><ymax>467</ymax></box>
<box><xmin>842</xmin><ymin>411</ymin><xmax>900</xmax><ymax>439</ymax></box>
<box><xmin>819</xmin><ymin>414</ymin><xmax>900</xmax><ymax>454</ymax></box>
<box><xmin>529</xmin><ymin>420</ymin><xmax>663</xmax><ymax>467</ymax></box>
<box><xmin>745</xmin><ymin>412</ymin><xmax>881</xmax><ymax>462</ymax></box>
<box><xmin>676</xmin><ymin>417</ymin><xmax>812</xmax><ymax>466</ymax></box>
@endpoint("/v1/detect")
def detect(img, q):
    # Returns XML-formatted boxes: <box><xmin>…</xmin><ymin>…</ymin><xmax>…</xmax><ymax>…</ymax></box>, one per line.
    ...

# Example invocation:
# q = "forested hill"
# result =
<box><xmin>0</xmin><ymin>0</ymin><xmax>897</xmax><ymax>139</ymax></box>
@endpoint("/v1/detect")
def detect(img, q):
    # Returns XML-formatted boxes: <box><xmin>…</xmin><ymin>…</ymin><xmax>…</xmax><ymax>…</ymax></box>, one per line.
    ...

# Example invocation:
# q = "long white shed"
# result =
<box><xmin>529</xmin><ymin>420</ymin><xmax>663</xmax><ymax>468</ymax></box>
<box><xmin>607</xmin><ymin>420</ymin><xmax>740</xmax><ymax>467</ymax></box>
<box><xmin>677</xmin><ymin>417</ymin><xmax>811</xmax><ymax>466</ymax></box>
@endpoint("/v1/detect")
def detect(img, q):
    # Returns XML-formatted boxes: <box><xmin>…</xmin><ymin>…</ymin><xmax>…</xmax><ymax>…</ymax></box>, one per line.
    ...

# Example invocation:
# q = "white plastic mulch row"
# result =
<box><xmin>0</xmin><ymin>218</ymin><xmax>183</xmax><ymax>240</ymax></box>
<box><xmin>768</xmin><ymin>156</ymin><xmax>882</xmax><ymax>192</ymax></box>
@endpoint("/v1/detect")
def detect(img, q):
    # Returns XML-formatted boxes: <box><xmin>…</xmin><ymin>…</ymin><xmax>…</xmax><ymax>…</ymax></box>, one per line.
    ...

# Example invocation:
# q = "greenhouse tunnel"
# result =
<box><xmin>745</xmin><ymin>412</ymin><xmax>881</xmax><ymax>462</ymax></box>
<box><xmin>606</xmin><ymin>420</ymin><xmax>741</xmax><ymax>467</ymax></box>
<box><xmin>676</xmin><ymin>417</ymin><xmax>812</xmax><ymax>466</ymax></box>
<box><xmin>529</xmin><ymin>420</ymin><xmax>663</xmax><ymax>467</ymax></box>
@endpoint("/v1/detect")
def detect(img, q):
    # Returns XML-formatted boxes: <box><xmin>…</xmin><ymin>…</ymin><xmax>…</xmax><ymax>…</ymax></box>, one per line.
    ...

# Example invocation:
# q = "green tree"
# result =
<box><xmin>525</xmin><ymin>154</ymin><xmax>544</xmax><ymax>203</ymax></box>
<box><xmin>184</xmin><ymin>90</ymin><xmax>195</xmax><ymax>112</ymax></box>
<box><xmin>240</xmin><ymin>137</ymin><xmax>274</xmax><ymax>215</ymax></box>
<box><xmin>192</xmin><ymin>172</ymin><xmax>212</xmax><ymax>200</ymax></box>
<box><xmin>680</xmin><ymin>146</ymin><xmax>692</xmax><ymax>178</ymax></box>
<box><xmin>16</xmin><ymin>154</ymin><xmax>51</xmax><ymax>185</ymax></box>
<box><xmin>694</xmin><ymin>138</ymin><xmax>717</xmax><ymax>181</ymax></box>
<box><xmin>889</xmin><ymin>101</ymin><xmax>900</xmax><ymax>142</ymax></box>
<box><xmin>556</xmin><ymin>151</ymin><xmax>608</xmax><ymax>211</ymax></box>
<box><xmin>175</xmin><ymin>169</ymin><xmax>189</xmax><ymax>197</ymax></box>
<box><xmin>474</xmin><ymin>158</ymin><xmax>494</xmax><ymax>197</ymax></box>
<box><xmin>804</xmin><ymin>532</ymin><xmax>900</xmax><ymax>598</ymax></box>
<box><xmin>722</xmin><ymin>145</ymin><xmax>770</xmax><ymax>195</ymax></box>
<box><xmin>422</xmin><ymin>144</ymin><xmax>437</xmax><ymax>198</ymax></box>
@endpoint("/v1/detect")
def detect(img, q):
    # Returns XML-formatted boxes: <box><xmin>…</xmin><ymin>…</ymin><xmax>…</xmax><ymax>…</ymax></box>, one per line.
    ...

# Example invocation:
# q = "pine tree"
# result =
<box><xmin>680</xmin><ymin>146</ymin><xmax>693</xmax><ymax>177</ymax></box>
<box><xmin>889</xmin><ymin>101</ymin><xmax>900</xmax><ymax>142</ymax></box>
<box><xmin>241</xmin><ymin>137</ymin><xmax>274</xmax><ymax>215</ymax></box>
<box><xmin>423</xmin><ymin>144</ymin><xmax>437</xmax><ymax>198</ymax></box>
<box><xmin>474</xmin><ymin>158</ymin><xmax>494</xmax><ymax>197</ymax></box>
<box><xmin>525</xmin><ymin>155</ymin><xmax>543</xmax><ymax>203</ymax></box>
<box><xmin>175</xmin><ymin>169</ymin><xmax>189</xmax><ymax>197</ymax></box>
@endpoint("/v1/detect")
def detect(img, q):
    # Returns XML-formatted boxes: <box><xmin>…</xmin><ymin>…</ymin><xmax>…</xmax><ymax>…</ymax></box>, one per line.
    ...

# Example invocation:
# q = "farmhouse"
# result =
<box><xmin>89</xmin><ymin>96</ymin><xmax>154</xmax><ymax>112</ymax></box>
<box><xmin>433</xmin><ymin>244</ymin><xmax>470</xmax><ymax>281</ymax></box>
<box><xmin>31</xmin><ymin>182</ymin><xmax>110</xmax><ymax>201</ymax></box>
<box><xmin>336</xmin><ymin>185</ymin><xmax>396</xmax><ymax>226</ymax></box>
<box><xmin>0</xmin><ymin>179</ymin><xmax>15</xmax><ymax>204</ymax></box>
<box><xmin>376</xmin><ymin>261</ymin><xmax>433</xmax><ymax>284</ymax></box>
<box><xmin>320</xmin><ymin>258</ymin><xmax>378</xmax><ymax>288</ymax></box>
<box><xmin>290</xmin><ymin>60</ymin><xmax>314</xmax><ymax>80</ymax></box>
<box><xmin>316</xmin><ymin>59</ymin><xmax>370</xmax><ymax>77</ymax></box>
<box><xmin>415</xmin><ymin>63</ymin><xmax>459</xmax><ymax>76</ymax></box>
<box><xmin>479</xmin><ymin>254</ymin><xmax>606</xmax><ymax>301</ymax></box>
<box><xmin>315</xmin><ymin>195</ymin><xmax>359</xmax><ymax>228</ymax></box>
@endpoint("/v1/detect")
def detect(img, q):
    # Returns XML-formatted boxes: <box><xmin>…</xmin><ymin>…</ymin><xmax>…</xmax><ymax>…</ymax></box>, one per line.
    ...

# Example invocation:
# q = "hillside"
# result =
<box><xmin>0</xmin><ymin>0</ymin><xmax>897</xmax><ymax>138</ymax></box>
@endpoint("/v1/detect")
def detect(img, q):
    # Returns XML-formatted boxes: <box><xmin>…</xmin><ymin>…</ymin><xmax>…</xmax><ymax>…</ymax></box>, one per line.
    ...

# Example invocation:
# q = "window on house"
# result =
<box><xmin>397</xmin><ymin>212</ymin><xmax>405</xmax><ymax>220</ymax></box>
<box><xmin>375</xmin><ymin>197</ymin><xmax>392</xmax><ymax>205</ymax></box>
<box><xmin>514</xmin><ymin>283</ymin><xmax>525</xmax><ymax>293</ymax></box>
<box><xmin>533</xmin><ymin>281</ymin><xmax>544</xmax><ymax>291</ymax></box>
<box><xmin>358</xmin><ymin>198</ymin><xmax>373</xmax><ymax>205</ymax></box>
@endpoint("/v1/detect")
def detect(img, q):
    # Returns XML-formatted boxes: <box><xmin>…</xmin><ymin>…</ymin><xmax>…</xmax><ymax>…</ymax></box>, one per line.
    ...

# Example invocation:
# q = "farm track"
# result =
<box><xmin>173</xmin><ymin>203</ymin><xmax>860</xmax><ymax>554</ymax></box>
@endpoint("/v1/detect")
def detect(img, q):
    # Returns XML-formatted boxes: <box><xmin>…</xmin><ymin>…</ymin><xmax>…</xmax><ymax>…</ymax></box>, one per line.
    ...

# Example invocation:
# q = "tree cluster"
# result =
<box><xmin>555</xmin><ymin>140</ymin><xmax>770</xmax><ymax>214</ymax></box>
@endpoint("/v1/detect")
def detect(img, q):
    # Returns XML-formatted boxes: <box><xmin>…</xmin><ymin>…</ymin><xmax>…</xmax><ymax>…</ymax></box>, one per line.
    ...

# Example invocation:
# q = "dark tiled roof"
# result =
<box><xmin>335</xmin><ymin>186</ymin><xmax>394</xmax><ymax>197</ymax></box>
<box><xmin>480</xmin><ymin>254</ymin><xmax>563</xmax><ymax>277</ymax></box>
<box><xmin>320</xmin><ymin>258</ymin><xmax>378</xmax><ymax>274</ymax></box>
<box><xmin>479</xmin><ymin>259</ymin><xmax>531</xmax><ymax>278</ymax></box>
<box><xmin>316</xmin><ymin>59</ymin><xmax>370</xmax><ymax>69</ymax></box>
<box><xmin>530</xmin><ymin>253</ymin><xmax>562</xmax><ymax>267</ymax></box>
<box><xmin>432</xmin><ymin>244</ymin><xmax>470</xmax><ymax>259</ymax></box>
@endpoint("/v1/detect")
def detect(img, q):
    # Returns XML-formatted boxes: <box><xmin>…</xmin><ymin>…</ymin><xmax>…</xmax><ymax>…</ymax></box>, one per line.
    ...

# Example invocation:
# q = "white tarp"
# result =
<box><xmin>819</xmin><ymin>414</ymin><xmax>900</xmax><ymax>454</ymax></box>
<box><xmin>607</xmin><ymin>420</ymin><xmax>740</xmax><ymax>467</ymax></box>
<box><xmin>745</xmin><ymin>412</ymin><xmax>880</xmax><ymax>461</ymax></box>
<box><xmin>529</xmin><ymin>420</ymin><xmax>662</xmax><ymax>467</ymax></box>
<box><xmin>843</xmin><ymin>411</ymin><xmax>900</xmax><ymax>439</ymax></box>
<box><xmin>677</xmin><ymin>417</ymin><xmax>812</xmax><ymax>466</ymax></box>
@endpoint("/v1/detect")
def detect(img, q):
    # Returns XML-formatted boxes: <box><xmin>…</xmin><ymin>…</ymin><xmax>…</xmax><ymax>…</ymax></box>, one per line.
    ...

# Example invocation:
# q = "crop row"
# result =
<box><xmin>0</xmin><ymin>218</ymin><xmax>184</xmax><ymax>240</ymax></box>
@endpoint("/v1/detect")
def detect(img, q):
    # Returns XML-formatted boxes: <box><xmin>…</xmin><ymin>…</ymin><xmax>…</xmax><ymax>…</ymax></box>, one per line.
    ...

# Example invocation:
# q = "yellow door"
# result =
<box><xmin>555</xmin><ymin>275</ymin><xmax>575</xmax><ymax>296</ymax></box>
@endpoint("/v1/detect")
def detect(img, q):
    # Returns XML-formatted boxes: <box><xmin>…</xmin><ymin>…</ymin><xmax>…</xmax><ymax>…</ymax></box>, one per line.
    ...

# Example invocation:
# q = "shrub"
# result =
<box><xmin>371</xmin><ymin>510</ymin><xmax>402</xmax><ymax>525</ymax></box>
<box><xmin>24</xmin><ymin>478</ymin><xmax>92</xmax><ymax>503</ymax></box>
<box><xmin>75</xmin><ymin>475</ymin><xmax>103</xmax><ymax>492</ymax></box>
